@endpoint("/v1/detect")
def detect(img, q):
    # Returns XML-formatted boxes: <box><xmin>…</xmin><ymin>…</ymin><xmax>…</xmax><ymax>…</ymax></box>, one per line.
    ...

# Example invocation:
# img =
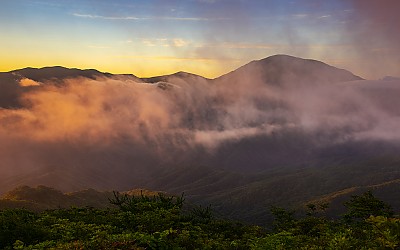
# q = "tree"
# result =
<box><xmin>343</xmin><ymin>190</ymin><xmax>393</xmax><ymax>221</ymax></box>
<box><xmin>270</xmin><ymin>206</ymin><xmax>296</xmax><ymax>232</ymax></box>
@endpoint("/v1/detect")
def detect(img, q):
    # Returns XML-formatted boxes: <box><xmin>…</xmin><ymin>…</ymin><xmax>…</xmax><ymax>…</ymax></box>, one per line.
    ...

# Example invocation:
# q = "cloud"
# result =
<box><xmin>317</xmin><ymin>15</ymin><xmax>331</xmax><ymax>19</ymax></box>
<box><xmin>196</xmin><ymin>0</ymin><xmax>218</xmax><ymax>3</ymax></box>
<box><xmin>292</xmin><ymin>14</ymin><xmax>309</xmax><ymax>19</ymax></box>
<box><xmin>72</xmin><ymin>13</ymin><xmax>224</xmax><ymax>21</ymax></box>
<box><xmin>140</xmin><ymin>38</ymin><xmax>191</xmax><ymax>48</ymax></box>
<box><xmin>72</xmin><ymin>13</ymin><xmax>141</xmax><ymax>20</ymax></box>
<box><xmin>19</xmin><ymin>78</ymin><xmax>41</xmax><ymax>87</ymax></box>
<box><xmin>194</xmin><ymin>124</ymin><xmax>296</xmax><ymax>150</ymax></box>
<box><xmin>1</xmin><ymin>65</ymin><xmax>400</xmax><ymax>192</ymax></box>
<box><xmin>8</xmin><ymin>78</ymin><xmax>179</xmax><ymax>144</ymax></box>
<box><xmin>172</xmin><ymin>39</ymin><xmax>189</xmax><ymax>47</ymax></box>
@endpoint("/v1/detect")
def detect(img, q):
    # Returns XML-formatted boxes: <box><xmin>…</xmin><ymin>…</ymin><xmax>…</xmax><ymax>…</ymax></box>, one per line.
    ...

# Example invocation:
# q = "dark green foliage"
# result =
<box><xmin>344</xmin><ymin>190</ymin><xmax>394</xmax><ymax>221</ymax></box>
<box><xmin>263</xmin><ymin>191</ymin><xmax>400</xmax><ymax>249</ymax></box>
<box><xmin>270</xmin><ymin>206</ymin><xmax>296</xmax><ymax>231</ymax></box>
<box><xmin>0</xmin><ymin>191</ymin><xmax>398</xmax><ymax>249</ymax></box>
<box><xmin>109</xmin><ymin>191</ymin><xmax>184</xmax><ymax>213</ymax></box>
<box><xmin>0</xmin><ymin>209</ymin><xmax>46</xmax><ymax>249</ymax></box>
<box><xmin>305</xmin><ymin>202</ymin><xmax>328</xmax><ymax>217</ymax></box>
<box><xmin>186</xmin><ymin>205</ymin><xmax>213</xmax><ymax>223</ymax></box>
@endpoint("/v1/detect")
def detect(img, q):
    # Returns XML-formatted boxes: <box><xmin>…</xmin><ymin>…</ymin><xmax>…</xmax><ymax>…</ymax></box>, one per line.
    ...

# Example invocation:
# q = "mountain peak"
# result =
<box><xmin>257</xmin><ymin>54</ymin><xmax>327</xmax><ymax>65</ymax></box>
<box><xmin>217</xmin><ymin>54</ymin><xmax>363</xmax><ymax>85</ymax></box>
<box><xmin>142</xmin><ymin>71</ymin><xmax>208</xmax><ymax>84</ymax></box>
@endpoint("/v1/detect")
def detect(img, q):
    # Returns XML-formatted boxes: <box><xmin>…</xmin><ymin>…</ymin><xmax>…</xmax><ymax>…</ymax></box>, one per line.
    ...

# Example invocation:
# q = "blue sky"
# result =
<box><xmin>1</xmin><ymin>0</ymin><xmax>398</xmax><ymax>78</ymax></box>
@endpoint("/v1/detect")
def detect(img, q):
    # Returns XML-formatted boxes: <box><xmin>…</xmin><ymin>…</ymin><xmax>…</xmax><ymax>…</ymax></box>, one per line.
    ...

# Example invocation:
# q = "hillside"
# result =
<box><xmin>0</xmin><ymin>185</ymin><xmax>162</xmax><ymax>211</ymax></box>
<box><xmin>144</xmin><ymin>155</ymin><xmax>400</xmax><ymax>224</ymax></box>
<box><xmin>308</xmin><ymin>178</ymin><xmax>400</xmax><ymax>218</ymax></box>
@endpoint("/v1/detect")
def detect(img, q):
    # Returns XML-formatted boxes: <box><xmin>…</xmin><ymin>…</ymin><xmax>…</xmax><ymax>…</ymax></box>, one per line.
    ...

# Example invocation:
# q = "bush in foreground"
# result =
<box><xmin>0</xmin><ymin>191</ymin><xmax>398</xmax><ymax>249</ymax></box>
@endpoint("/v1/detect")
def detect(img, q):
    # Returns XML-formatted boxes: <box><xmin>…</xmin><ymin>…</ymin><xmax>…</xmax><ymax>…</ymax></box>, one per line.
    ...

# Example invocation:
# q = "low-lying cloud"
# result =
<box><xmin>0</xmin><ymin>67</ymin><xmax>400</xmax><ymax>192</ymax></box>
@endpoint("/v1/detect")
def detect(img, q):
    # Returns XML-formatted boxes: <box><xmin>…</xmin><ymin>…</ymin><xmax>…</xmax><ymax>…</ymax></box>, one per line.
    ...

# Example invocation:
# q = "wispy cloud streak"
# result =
<box><xmin>72</xmin><ymin>13</ymin><xmax>228</xmax><ymax>21</ymax></box>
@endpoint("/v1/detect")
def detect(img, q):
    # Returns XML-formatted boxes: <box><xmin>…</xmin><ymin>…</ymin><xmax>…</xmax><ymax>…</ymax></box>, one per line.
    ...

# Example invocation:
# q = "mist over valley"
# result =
<box><xmin>1</xmin><ymin>55</ymin><xmax>399</xmax><ymax>223</ymax></box>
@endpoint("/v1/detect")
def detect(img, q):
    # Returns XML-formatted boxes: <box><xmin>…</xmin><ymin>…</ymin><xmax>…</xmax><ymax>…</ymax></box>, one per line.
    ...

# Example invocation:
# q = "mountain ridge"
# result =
<box><xmin>11</xmin><ymin>66</ymin><xmax>113</xmax><ymax>82</ymax></box>
<box><xmin>1</xmin><ymin>54</ymin><xmax>363</xmax><ymax>82</ymax></box>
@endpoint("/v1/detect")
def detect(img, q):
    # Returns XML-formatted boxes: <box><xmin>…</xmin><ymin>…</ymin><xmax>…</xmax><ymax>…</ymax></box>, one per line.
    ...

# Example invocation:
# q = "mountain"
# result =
<box><xmin>0</xmin><ymin>54</ymin><xmax>362</xmax><ymax>95</ymax></box>
<box><xmin>11</xmin><ymin>66</ymin><xmax>113</xmax><ymax>82</ymax></box>
<box><xmin>216</xmin><ymin>54</ymin><xmax>363</xmax><ymax>86</ymax></box>
<box><xmin>0</xmin><ymin>66</ymin><xmax>142</xmax><ymax>108</ymax></box>
<box><xmin>143</xmin><ymin>71</ymin><xmax>209</xmax><ymax>83</ymax></box>
<box><xmin>0</xmin><ymin>72</ymin><xmax>23</xmax><ymax>108</ymax></box>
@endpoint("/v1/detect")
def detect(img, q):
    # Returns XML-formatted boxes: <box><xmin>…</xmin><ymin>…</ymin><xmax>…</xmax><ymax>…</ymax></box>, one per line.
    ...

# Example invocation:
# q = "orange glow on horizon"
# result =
<box><xmin>0</xmin><ymin>56</ymin><xmax>242</xmax><ymax>79</ymax></box>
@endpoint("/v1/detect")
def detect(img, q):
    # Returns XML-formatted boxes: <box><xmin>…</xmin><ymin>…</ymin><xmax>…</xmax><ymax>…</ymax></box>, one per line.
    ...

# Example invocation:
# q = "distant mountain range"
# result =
<box><xmin>0</xmin><ymin>55</ymin><xmax>399</xmax><ymax>224</ymax></box>
<box><xmin>0</xmin><ymin>55</ymin><xmax>362</xmax><ymax>108</ymax></box>
<box><xmin>3</xmin><ymin>54</ymin><xmax>362</xmax><ymax>82</ymax></box>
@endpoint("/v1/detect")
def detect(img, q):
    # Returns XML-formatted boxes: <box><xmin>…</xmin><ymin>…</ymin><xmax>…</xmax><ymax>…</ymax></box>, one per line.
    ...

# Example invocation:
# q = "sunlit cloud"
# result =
<box><xmin>113</xmin><ymin>55</ymin><xmax>234</xmax><ymax>62</ymax></box>
<box><xmin>1</xmin><ymin>63</ymin><xmax>400</xmax><ymax>191</ymax></box>
<box><xmin>195</xmin><ymin>42</ymin><xmax>352</xmax><ymax>51</ymax></box>
<box><xmin>141</xmin><ymin>38</ymin><xmax>191</xmax><ymax>48</ymax></box>
<box><xmin>201</xmin><ymin>42</ymin><xmax>281</xmax><ymax>50</ymax></box>
<box><xmin>19</xmin><ymin>78</ymin><xmax>41</xmax><ymax>87</ymax></box>
<box><xmin>141</xmin><ymin>38</ymin><xmax>168</xmax><ymax>47</ymax></box>
<box><xmin>119</xmin><ymin>40</ymin><xmax>133</xmax><ymax>44</ymax></box>
<box><xmin>173</xmin><ymin>39</ymin><xmax>189</xmax><ymax>47</ymax></box>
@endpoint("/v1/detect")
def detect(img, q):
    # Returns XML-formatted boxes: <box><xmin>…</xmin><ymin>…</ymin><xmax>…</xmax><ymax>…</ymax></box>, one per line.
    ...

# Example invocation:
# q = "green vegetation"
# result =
<box><xmin>0</xmin><ymin>191</ymin><xmax>399</xmax><ymax>249</ymax></box>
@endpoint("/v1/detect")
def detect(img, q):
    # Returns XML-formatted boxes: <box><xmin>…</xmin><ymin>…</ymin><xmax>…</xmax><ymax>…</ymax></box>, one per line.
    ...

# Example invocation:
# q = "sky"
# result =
<box><xmin>0</xmin><ymin>0</ymin><xmax>399</xmax><ymax>79</ymax></box>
